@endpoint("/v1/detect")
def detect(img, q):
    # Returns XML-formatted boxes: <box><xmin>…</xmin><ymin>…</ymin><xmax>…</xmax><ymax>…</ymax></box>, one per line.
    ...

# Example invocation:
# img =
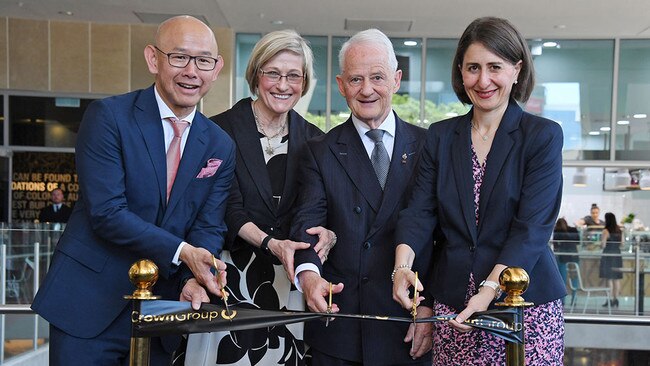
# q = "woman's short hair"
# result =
<box><xmin>451</xmin><ymin>17</ymin><xmax>535</xmax><ymax>104</ymax></box>
<box><xmin>338</xmin><ymin>28</ymin><xmax>398</xmax><ymax>73</ymax></box>
<box><xmin>245</xmin><ymin>29</ymin><xmax>314</xmax><ymax>97</ymax></box>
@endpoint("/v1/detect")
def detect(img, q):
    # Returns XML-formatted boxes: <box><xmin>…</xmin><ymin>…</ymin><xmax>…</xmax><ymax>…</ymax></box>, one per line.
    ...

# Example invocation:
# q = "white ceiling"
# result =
<box><xmin>1</xmin><ymin>0</ymin><xmax>650</xmax><ymax>39</ymax></box>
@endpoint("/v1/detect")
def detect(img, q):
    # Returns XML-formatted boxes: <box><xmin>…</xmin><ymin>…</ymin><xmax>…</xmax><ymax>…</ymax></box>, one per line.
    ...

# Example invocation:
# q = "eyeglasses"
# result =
<box><xmin>259</xmin><ymin>69</ymin><xmax>305</xmax><ymax>84</ymax></box>
<box><xmin>154</xmin><ymin>46</ymin><xmax>219</xmax><ymax>71</ymax></box>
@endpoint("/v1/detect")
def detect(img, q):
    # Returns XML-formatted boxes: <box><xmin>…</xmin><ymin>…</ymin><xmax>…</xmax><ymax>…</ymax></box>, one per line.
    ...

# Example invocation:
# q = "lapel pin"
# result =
<box><xmin>401</xmin><ymin>153</ymin><xmax>408</xmax><ymax>164</ymax></box>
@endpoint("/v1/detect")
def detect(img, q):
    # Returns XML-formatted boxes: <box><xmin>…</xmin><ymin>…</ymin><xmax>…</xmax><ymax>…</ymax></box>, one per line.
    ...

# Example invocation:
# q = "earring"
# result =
<box><xmin>514</xmin><ymin>80</ymin><xmax>518</xmax><ymax>85</ymax></box>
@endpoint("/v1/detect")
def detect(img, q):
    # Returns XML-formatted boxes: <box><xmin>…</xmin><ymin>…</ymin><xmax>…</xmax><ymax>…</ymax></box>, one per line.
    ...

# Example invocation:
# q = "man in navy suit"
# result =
<box><xmin>38</xmin><ymin>188</ymin><xmax>72</xmax><ymax>223</ymax></box>
<box><xmin>31</xmin><ymin>16</ymin><xmax>235</xmax><ymax>365</ymax></box>
<box><xmin>291</xmin><ymin>29</ymin><xmax>433</xmax><ymax>365</ymax></box>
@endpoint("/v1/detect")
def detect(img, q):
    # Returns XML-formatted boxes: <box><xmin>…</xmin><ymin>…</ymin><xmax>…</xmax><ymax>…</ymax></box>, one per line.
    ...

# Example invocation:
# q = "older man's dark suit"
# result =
<box><xmin>31</xmin><ymin>85</ymin><xmax>235</xmax><ymax>362</ymax></box>
<box><xmin>292</xmin><ymin>113</ymin><xmax>431</xmax><ymax>365</ymax></box>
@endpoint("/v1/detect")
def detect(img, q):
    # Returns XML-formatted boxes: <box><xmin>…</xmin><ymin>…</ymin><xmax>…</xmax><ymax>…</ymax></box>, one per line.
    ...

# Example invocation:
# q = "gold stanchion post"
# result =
<box><xmin>495</xmin><ymin>267</ymin><xmax>533</xmax><ymax>366</ymax></box>
<box><xmin>124</xmin><ymin>259</ymin><xmax>161</xmax><ymax>366</ymax></box>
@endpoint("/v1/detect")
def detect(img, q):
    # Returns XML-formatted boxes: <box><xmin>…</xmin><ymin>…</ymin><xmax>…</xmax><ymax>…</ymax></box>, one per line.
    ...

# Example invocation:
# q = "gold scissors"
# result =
<box><xmin>212</xmin><ymin>255</ymin><xmax>237</xmax><ymax>343</ymax></box>
<box><xmin>410</xmin><ymin>271</ymin><xmax>419</xmax><ymax>353</ymax></box>
<box><xmin>212</xmin><ymin>255</ymin><xmax>232</xmax><ymax>319</ymax></box>
<box><xmin>326</xmin><ymin>282</ymin><xmax>333</xmax><ymax>327</ymax></box>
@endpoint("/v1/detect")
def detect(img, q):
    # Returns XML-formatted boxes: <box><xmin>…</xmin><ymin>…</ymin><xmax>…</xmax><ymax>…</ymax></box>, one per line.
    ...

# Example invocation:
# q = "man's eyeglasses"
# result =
<box><xmin>154</xmin><ymin>46</ymin><xmax>218</xmax><ymax>71</ymax></box>
<box><xmin>259</xmin><ymin>69</ymin><xmax>304</xmax><ymax>84</ymax></box>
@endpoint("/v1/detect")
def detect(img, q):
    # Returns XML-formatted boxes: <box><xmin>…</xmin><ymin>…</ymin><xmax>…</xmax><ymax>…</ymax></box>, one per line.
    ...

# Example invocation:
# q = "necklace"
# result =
<box><xmin>252</xmin><ymin>102</ymin><xmax>287</xmax><ymax>155</ymax></box>
<box><xmin>471</xmin><ymin>121</ymin><xmax>490</xmax><ymax>142</ymax></box>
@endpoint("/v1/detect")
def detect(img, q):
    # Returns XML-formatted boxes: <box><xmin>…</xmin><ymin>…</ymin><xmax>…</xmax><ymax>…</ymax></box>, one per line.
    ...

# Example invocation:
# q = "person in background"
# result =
<box><xmin>576</xmin><ymin>203</ymin><xmax>605</xmax><ymax>244</ymax></box>
<box><xmin>292</xmin><ymin>28</ymin><xmax>433</xmax><ymax>366</ymax></box>
<box><xmin>576</xmin><ymin>203</ymin><xmax>604</xmax><ymax>227</ymax></box>
<box><xmin>553</xmin><ymin>218</ymin><xmax>580</xmax><ymax>306</ymax></box>
<box><xmin>38</xmin><ymin>188</ymin><xmax>72</xmax><ymax>223</ymax></box>
<box><xmin>185</xmin><ymin>29</ymin><xmax>336</xmax><ymax>366</ymax></box>
<box><xmin>32</xmin><ymin>16</ymin><xmax>235</xmax><ymax>365</ymax></box>
<box><xmin>599</xmin><ymin>212</ymin><xmax>623</xmax><ymax>308</ymax></box>
<box><xmin>392</xmin><ymin>17</ymin><xmax>565</xmax><ymax>365</ymax></box>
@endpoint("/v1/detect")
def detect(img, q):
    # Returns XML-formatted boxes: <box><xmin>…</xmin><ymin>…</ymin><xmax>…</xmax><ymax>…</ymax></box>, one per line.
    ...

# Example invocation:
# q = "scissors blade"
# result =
<box><xmin>411</xmin><ymin>272</ymin><xmax>419</xmax><ymax>353</ymax></box>
<box><xmin>212</xmin><ymin>255</ymin><xmax>238</xmax><ymax>343</ymax></box>
<box><xmin>326</xmin><ymin>282</ymin><xmax>333</xmax><ymax>327</ymax></box>
<box><xmin>212</xmin><ymin>256</ymin><xmax>232</xmax><ymax>319</ymax></box>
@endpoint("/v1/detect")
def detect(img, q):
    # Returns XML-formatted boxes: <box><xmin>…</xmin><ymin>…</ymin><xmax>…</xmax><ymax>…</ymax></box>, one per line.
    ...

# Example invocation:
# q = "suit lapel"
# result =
<box><xmin>277</xmin><ymin>112</ymin><xmax>304</xmax><ymax>216</ymax></box>
<box><xmin>332</xmin><ymin>120</ymin><xmax>382</xmax><ymax>213</ymax></box>
<box><xmin>477</xmin><ymin>101</ymin><xmax>521</xmax><ymax>230</ymax></box>
<box><xmin>368</xmin><ymin>116</ymin><xmax>418</xmax><ymax>238</ymax></box>
<box><xmin>231</xmin><ymin>100</ymin><xmax>276</xmax><ymax>213</ymax></box>
<box><xmin>451</xmin><ymin>112</ymin><xmax>479</xmax><ymax>244</ymax></box>
<box><xmin>133</xmin><ymin>86</ymin><xmax>167</xmax><ymax>208</ymax></box>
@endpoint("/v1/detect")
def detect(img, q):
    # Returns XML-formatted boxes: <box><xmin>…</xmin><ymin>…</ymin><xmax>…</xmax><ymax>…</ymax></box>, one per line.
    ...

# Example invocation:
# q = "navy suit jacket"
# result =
<box><xmin>211</xmin><ymin>97</ymin><xmax>323</xmax><ymax>254</ymax></box>
<box><xmin>291</xmin><ymin>114</ymin><xmax>431</xmax><ymax>365</ymax></box>
<box><xmin>396</xmin><ymin>100</ymin><xmax>566</xmax><ymax>311</ymax></box>
<box><xmin>32</xmin><ymin>86</ymin><xmax>235</xmax><ymax>344</ymax></box>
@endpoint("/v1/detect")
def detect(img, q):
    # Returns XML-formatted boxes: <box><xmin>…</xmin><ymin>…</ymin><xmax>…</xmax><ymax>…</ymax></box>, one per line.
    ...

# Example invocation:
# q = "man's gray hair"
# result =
<box><xmin>338</xmin><ymin>28</ymin><xmax>398</xmax><ymax>73</ymax></box>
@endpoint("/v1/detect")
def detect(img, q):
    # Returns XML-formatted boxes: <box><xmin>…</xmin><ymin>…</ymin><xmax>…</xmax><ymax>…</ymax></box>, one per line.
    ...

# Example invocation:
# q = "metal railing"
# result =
<box><xmin>553</xmin><ymin>235</ymin><xmax>650</xmax><ymax>316</ymax></box>
<box><xmin>0</xmin><ymin>223</ymin><xmax>646</xmax><ymax>363</ymax></box>
<box><xmin>0</xmin><ymin>223</ymin><xmax>61</xmax><ymax>364</ymax></box>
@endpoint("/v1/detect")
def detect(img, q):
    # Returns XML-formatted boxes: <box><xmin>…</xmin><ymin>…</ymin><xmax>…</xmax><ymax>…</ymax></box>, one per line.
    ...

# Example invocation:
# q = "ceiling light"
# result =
<box><xmin>554</xmin><ymin>25</ymin><xmax>567</xmax><ymax>29</ymax></box>
<box><xmin>572</xmin><ymin>168</ymin><xmax>587</xmax><ymax>187</ymax></box>
<box><xmin>58</xmin><ymin>10</ymin><xmax>74</xmax><ymax>16</ymax></box>
<box><xmin>543</xmin><ymin>41</ymin><xmax>558</xmax><ymax>48</ymax></box>
<box><xmin>403</xmin><ymin>41</ymin><xmax>417</xmax><ymax>46</ymax></box>
<box><xmin>617</xmin><ymin>120</ymin><xmax>630</xmax><ymax>125</ymax></box>
<box><xmin>633</xmin><ymin>113</ymin><xmax>647</xmax><ymax>119</ymax></box>
<box><xmin>270</xmin><ymin>20</ymin><xmax>284</xmax><ymax>25</ymax></box>
<box><xmin>588</xmin><ymin>131</ymin><xmax>600</xmax><ymax>135</ymax></box>
<box><xmin>599</xmin><ymin>127</ymin><xmax>611</xmax><ymax>132</ymax></box>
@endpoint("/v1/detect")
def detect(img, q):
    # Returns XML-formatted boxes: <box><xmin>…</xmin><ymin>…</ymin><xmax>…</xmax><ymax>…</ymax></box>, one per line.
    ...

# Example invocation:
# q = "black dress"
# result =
<box><xmin>599</xmin><ymin>232</ymin><xmax>623</xmax><ymax>279</ymax></box>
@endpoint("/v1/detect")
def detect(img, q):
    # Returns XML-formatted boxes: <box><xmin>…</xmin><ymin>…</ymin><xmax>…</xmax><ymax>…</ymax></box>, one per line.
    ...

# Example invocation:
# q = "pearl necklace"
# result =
<box><xmin>252</xmin><ymin>102</ymin><xmax>287</xmax><ymax>156</ymax></box>
<box><xmin>471</xmin><ymin>121</ymin><xmax>490</xmax><ymax>142</ymax></box>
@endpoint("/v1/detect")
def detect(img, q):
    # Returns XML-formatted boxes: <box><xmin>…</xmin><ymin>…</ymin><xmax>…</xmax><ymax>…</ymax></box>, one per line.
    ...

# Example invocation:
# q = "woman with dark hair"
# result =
<box><xmin>392</xmin><ymin>17</ymin><xmax>565</xmax><ymax>364</ymax></box>
<box><xmin>599</xmin><ymin>212</ymin><xmax>623</xmax><ymax>307</ymax></box>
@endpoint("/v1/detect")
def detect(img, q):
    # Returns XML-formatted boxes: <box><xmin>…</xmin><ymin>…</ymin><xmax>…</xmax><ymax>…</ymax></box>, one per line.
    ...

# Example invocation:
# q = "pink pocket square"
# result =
<box><xmin>196</xmin><ymin>158</ymin><xmax>222</xmax><ymax>178</ymax></box>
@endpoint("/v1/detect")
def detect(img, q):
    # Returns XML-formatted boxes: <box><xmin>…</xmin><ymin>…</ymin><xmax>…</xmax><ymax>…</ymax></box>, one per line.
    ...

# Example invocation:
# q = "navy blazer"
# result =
<box><xmin>396</xmin><ymin>100</ymin><xmax>566</xmax><ymax>311</ymax></box>
<box><xmin>32</xmin><ymin>86</ymin><xmax>236</xmax><ymax>343</ymax></box>
<box><xmin>292</xmin><ymin>114</ymin><xmax>431</xmax><ymax>365</ymax></box>
<box><xmin>211</xmin><ymin>97</ymin><xmax>323</xmax><ymax>254</ymax></box>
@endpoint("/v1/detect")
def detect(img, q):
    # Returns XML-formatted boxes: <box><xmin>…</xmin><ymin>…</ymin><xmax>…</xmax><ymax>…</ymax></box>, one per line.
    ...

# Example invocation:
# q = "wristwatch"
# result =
<box><xmin>479</xmin><ymin>280</ymin><xmax>503</xmax><ymax>299</ymax></box>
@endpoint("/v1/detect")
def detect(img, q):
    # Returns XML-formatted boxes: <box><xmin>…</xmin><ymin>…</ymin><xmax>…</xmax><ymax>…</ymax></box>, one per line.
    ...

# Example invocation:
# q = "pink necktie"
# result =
<box><xmin>166</xmin><ymin>117</ymin><xmax>189</xmax><ymax>201</ymax></box>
